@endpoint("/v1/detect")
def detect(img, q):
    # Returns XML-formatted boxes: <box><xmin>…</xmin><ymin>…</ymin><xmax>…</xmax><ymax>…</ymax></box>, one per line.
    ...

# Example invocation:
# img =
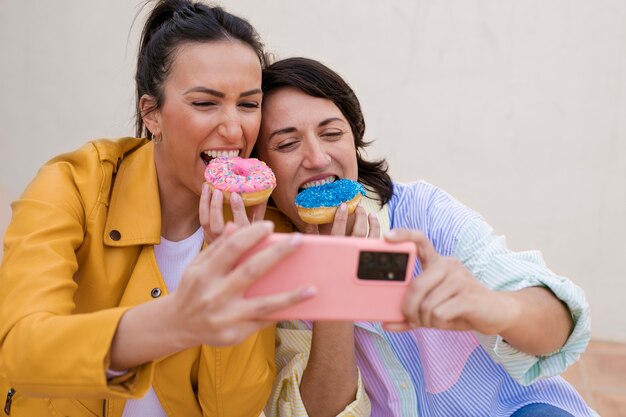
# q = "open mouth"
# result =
<box><xmin>298</xmin><ymin>175</ymin><xmax>337</xmax><ymax>193</ymax></box>
<box><xmin>200</xmin><ymin>149</ymin><xmax>241</xmax><ymax>166</ymax></box>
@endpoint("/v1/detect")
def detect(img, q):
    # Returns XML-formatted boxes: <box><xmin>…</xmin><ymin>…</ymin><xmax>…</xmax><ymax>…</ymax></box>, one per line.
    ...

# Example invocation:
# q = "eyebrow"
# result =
<box><xmin>268</xmin><ymin>117</ymin><xmax>345</xmax><ymax>141</ymax></box>
<box><xmin>183</xmin><ymin>86</ymin><xmax>262</xmax><ymax>98</ymax></box>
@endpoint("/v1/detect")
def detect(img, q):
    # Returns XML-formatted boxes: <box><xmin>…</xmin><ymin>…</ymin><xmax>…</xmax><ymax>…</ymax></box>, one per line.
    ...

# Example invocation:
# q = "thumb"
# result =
<box><xmin>385</xmin><ymin>228</ymin><xmax>438</xmax><ymax>269</ymax></box>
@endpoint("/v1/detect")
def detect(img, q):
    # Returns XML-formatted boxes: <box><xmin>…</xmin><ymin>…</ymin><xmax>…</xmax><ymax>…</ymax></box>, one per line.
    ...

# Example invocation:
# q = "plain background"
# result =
<box><xmin>1</xmin><ymin>0</ymin><xmax>624</xmax><ymax>342</ymax></box>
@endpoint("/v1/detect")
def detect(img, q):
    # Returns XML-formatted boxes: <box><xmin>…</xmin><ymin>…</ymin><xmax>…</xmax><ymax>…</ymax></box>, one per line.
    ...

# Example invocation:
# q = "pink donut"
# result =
<box><xmin>204</xmin><ymin>157</ymin><xmax>276</xmax><ymax>206</ymax></box>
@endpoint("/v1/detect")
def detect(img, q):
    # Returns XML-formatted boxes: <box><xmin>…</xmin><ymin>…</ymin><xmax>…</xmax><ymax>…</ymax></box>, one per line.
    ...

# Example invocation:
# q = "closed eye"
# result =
<box><xmin>321</xmin><ymin>130</ymin><xmax>344</xmax><ymax>140</ymax></box>
<box><xmin>239</xmin><ymin>101</ymin><xmax>260</xmax><ymax>109</ymax></box>
<box><xmin>274</xmin><ymin>139</ymin><xmax>299</xmax><ymax>152</ymax></box>
<box><xmin>192</xmin><ymin>101</ymin><xmax>217</xmax><ymax>107</ymax></box>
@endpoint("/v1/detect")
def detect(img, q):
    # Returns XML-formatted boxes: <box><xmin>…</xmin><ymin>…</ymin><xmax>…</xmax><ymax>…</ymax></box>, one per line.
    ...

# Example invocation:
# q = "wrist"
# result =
<box><xmin>162</xmin><ymin>292</ymin><xmax>198</xmax><ymax>350</ymax></box>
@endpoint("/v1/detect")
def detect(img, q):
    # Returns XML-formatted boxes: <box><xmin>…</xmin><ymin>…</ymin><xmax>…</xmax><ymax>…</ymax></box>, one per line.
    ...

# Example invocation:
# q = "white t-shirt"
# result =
<box><xmin>121</xmin><ymin>227</ymin><xmax>203</xmax><ymax>417</ymax></box>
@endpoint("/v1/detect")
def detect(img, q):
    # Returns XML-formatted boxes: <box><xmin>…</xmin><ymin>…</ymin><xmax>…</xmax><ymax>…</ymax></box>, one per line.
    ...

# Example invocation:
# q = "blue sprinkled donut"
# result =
<box><xmin>295</xmin><ymin>179</ymin><xmax>366</xmax><ymax>224</ymax></box>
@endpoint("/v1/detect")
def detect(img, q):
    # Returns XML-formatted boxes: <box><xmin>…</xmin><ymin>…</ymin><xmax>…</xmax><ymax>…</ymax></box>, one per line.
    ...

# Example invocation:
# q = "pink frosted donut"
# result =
<box><xmin>204</xmin><ymin>157</ymin><xmax>276</xmax><ymax>206</ymax></box>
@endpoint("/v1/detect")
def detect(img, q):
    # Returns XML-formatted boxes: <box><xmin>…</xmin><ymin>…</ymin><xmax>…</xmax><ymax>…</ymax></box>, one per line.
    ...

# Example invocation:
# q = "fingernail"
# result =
<box><xmin>288</xmin><ymin>233</ymin><xmax>302</xmax><ymax>246</ymax></box>
<box><xmin>339</xmin><ymin>203</ymin><xmax>347</xmax><ymax>211</ymax></box>
<box><xmin>301</xmin><ymin>286</ymin><xmax>317</xmax><ymax>297</ymax></box>
<box><xmin>202</xmin><ymin>183</ymin><xmax>208</xmax><ymax>193</ymax></box>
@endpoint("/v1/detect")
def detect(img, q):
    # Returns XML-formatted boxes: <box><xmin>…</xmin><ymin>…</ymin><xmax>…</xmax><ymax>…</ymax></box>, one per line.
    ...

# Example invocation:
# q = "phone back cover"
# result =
<box><xmin>244</xmin><ymin>234</ymin><xmax>415</xmax><ymax>322</ymax></box>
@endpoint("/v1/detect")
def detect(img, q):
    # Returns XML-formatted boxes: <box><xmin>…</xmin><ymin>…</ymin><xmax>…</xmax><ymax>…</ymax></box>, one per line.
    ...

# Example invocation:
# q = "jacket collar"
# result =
<box><xmin>104</xmin><ymin>140</ymin><xmax>161</xmax><ymax>246</ymax></box>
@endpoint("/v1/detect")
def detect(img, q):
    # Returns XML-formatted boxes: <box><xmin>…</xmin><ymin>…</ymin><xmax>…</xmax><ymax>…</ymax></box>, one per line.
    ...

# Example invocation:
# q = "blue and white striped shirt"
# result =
<box><xmin>267</xmin><ymin>181</ymin><xmax>595</xmax><ymax>417</ymax></box>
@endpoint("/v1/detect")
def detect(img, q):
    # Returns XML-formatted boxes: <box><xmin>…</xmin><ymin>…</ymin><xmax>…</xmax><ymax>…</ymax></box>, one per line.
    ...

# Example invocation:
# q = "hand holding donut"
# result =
<box><xmin>200</xmin><ymin>157</ymin><xmax>276</xmax><ymax>243</ymax></box>
<box><xmin>383</xmin><ymin>229</ymin><xmax>517</xmax><ymax>335</ymax></box>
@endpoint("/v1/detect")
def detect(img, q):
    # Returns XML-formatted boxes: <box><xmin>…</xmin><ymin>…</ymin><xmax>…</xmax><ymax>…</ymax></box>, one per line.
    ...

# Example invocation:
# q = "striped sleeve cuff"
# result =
<box><xmin>454</xmin><ymin>218</ymin><xmax>591</xmax><ymax>385</ymax></box>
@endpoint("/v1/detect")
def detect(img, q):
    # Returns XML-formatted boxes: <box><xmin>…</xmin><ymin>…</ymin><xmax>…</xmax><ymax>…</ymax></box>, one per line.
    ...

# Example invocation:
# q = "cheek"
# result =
<box><xmin>243</xmin><ymin>114</ymin><xmax>262</xmax><ymax>139</ymax></box>
<box><xmin>160</xmin><ymin>105</ymin><xmax>184</xmax><ymax>131</ymax></box>
<box><xmin>268</xmin><ymin>160</ymin><xmax>297</xmax><ymax>204</ymax></box>
<box><xmin>273</xmin><ymin>159</ymin><xmax>298</xmax><ymax>187</ymax></box>
<box><xmin>346</xmin><ymin>143</ymin><xmax>359</xmax><ymax>178</ymax></box>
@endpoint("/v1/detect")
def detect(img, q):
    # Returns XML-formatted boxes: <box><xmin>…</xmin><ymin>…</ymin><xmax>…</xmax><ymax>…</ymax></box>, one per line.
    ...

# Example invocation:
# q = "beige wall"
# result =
<box><xmin>1</xmin><ymin>0</ymin><xmax>624</xmax><ymax>342</ymax></box>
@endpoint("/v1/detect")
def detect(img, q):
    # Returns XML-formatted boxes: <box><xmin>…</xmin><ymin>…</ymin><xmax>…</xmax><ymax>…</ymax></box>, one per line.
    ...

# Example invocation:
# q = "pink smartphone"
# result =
<box><xmin>243</xmin><ymin>233</ymin><xmax>416</xmax><ymax>321</ymax></box>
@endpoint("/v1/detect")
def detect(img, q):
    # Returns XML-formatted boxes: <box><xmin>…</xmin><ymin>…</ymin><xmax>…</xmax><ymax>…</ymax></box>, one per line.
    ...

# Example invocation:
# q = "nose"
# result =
<box><xmin>217</xmin><ymin>108</ymin><xmax>243</xmax><ymax>144</ymax></box>
<box><xmin>302</xmin><ymin>137</ymin><xmax>331</xmax><ymax>170</ymax></box>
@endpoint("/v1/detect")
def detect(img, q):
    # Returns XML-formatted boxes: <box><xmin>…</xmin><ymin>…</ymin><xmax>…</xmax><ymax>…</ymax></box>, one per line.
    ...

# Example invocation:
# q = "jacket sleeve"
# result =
<box><xmin>453</xmin><ymin>218</ymin><xmax>591</xmax><ymax>385</ymax></box>
<box><xmin>0</xmin><ymin>145</ymin><xmax>153</xmax><ymax>398</ymax></box>
<box><xmin>264</xmin><ymin>321</ymin><xmax>371</xmax><ymax>417</ymax></box>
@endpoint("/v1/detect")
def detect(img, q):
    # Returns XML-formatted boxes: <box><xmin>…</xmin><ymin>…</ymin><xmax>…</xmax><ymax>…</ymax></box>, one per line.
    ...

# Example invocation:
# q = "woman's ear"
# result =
<box><xmin>139</xmin><ymin>95</ymin><xmax>160</xmax><ymax>137</ymax></box>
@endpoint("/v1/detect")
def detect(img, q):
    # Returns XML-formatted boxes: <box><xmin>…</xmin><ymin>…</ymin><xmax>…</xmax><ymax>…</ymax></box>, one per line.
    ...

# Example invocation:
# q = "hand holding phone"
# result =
<box><xmin>243</xmin><ymin>233</ymin><xmax>416</xmax><ymax>321</ymax></box>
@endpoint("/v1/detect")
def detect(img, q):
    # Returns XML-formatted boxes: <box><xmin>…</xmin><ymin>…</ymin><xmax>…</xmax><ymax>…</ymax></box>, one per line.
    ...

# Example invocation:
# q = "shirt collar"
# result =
<box><xmin>104</xmin><ymin>140</ymin><xmax>161</xmax><ymax>246</ymax></box>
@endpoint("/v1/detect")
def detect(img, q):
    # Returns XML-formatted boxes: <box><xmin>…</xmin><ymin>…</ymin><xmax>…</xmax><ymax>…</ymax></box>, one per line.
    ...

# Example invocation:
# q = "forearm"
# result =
<box><xmin>300</xmin><ymin>322</ymin><xmax>358</xmax><ymax>417</ymax></box>
<box><xmin>499</xmin><ymin>286</ymin><xmax>573</xmax><ymax>356</ymax></box>
<box><xmin>109</xmin><ymin>295</ymin><xmax>189</xmax><ymax>370</ymax></box>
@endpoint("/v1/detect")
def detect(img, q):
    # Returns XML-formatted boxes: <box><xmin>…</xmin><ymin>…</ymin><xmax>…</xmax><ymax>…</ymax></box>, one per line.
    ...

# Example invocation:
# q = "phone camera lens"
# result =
<box><xmin>361</xmin><ymin>252</ymin><xmax>373</xmax><ymax>264</ymax></box>
<box><xmin>394</xmin><ymin>254</ymin><xmax>407</xmax><ymax>266</ymax></box>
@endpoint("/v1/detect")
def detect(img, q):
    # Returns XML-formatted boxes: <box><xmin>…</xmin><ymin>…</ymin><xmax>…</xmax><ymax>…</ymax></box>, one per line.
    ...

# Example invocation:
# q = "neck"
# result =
<box><xmin>156</xmin><ymin>177</ymin><xmax>201</xmax><ymax>242</ymax></box>
<box><xmin>160</xmin><ymin>202</ymin><xmax>200</xmax><ymax>241</ymax></box>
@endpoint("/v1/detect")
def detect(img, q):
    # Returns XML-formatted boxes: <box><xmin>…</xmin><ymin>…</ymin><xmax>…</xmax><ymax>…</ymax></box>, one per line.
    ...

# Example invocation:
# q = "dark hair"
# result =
<box><xmin>261</xmin><ymin>57</ymin><xmax>394</xmax><ymax>206</ymax></box>
<box><xmin>135</xmin><ymin>0</ymin><xmax>265</xmax><ymax>139</ymax></box>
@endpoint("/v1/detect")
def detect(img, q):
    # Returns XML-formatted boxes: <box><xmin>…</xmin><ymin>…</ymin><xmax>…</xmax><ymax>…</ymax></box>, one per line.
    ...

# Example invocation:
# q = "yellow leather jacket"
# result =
<box><xmin>0</xmin><ymin>138</ymin><xmax>275</xmax><ymax>417</ymax></box>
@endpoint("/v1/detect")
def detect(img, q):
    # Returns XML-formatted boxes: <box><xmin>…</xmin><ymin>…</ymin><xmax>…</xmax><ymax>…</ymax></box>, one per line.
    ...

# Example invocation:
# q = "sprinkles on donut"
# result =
<box><xmin>204</xmin><ymin>157</ymin><xmax>276</xmax><ymax>206</ymax></box>
<box><xmin>295</xmin><ymin>178</ymin><xmax>366</xmax><ymax>224</ymax></box>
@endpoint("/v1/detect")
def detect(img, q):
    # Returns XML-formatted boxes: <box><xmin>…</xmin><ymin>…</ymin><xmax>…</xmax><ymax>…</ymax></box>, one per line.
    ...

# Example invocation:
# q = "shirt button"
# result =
<box><xmin>151</xmin><ymin>288</ymin><xmax>162</xmax><ymax>298</ymax></box>
<box><xmin>109</xmin><ymin>230</ymin><xmax>121</xmax><ymax>241</ymax></box>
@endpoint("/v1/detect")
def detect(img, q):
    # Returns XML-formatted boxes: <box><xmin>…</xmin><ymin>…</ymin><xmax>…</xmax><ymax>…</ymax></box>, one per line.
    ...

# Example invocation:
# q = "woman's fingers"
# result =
<box><xmin>208</xmin><ymin>188</ymin><xmax>225</xmax><ymax>236</ymax></box>
<box><xmin>238</xmin><ymin>285</ymin><xmax>317</xmax><ymax>320</ymax></box>
<box><xmin>199</xmin><ymin>183</ymin><xmax>211</xmax><ymax>228</ymax></box>
<box><xmin>330</xmin><ymin>203</ymin><xmax>349</xmax><ymax>236</ymax></box>
<box><xmin>198</xmin><ymin>221</ymin><xmax>274</xmax><ymax>274</ymax></box>
<box><xmin>367</xmin><ymin>213</ymin><xmax>380</xmax><ymax>239</ymax></box>
<box><xmin>199</xmin><ymin>185</ymin><xmax>226</xmax><ymax>243</ymax></box>
<box><xmin>177</xmin><ymin>221</ymin><xmax>321</xmax><ymax>347</ymax></box>
<box><xmin>386</xmin><ymin>228</ymin><xmax>438</xmax><ymax>270</ymax></box>
<box><xmin>402</xmin><ymin>259</ymin><xmax>447</xmax><ymax>327</ymax></box>
<box><xmin>429</xmin><ymin>296</ymin><xmax>474</xmax><ymax>331</ymax></box>
<box><xmin>350</xmin><ymin>205</ymin><xmax>368</xmax><ymax>237</ymax></box>
<box><xmin>225</xmin><ymin>233</ymin><xmax>303</xmax><ymax>295</ymax></box>
<box><xmin>230</xmin><ymin>192</ymin><xmax>249</xmax><ymax>225</ymax></box>
<box><xmin>416</xmin><ymin>269</ymin><xmax>463</xmax><ymax>328</ymax></box>
<box><xmin>384</xmin><ymin>229</ymin><xmax>444</xmax><ymax>327</ymax></box>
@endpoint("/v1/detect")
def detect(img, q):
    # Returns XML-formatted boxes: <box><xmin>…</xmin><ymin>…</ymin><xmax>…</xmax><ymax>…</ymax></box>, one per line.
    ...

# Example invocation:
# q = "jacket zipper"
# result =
<box><xmin>4</xmin><ymin>388</ymin><xmax>15</xmax><ymax>415</ymax></box>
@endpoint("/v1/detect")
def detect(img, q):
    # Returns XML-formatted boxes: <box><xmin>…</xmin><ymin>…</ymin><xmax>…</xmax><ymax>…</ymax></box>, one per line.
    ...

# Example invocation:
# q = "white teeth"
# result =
<box><xmin>203</xmin><ymin>150</ymin><xmax>240</xmax><ymax>159</ymax></box>
<box><xmin>301</xmin><ymin>177</ymin><xmax>336</xmax><ymax>189</ymax></box>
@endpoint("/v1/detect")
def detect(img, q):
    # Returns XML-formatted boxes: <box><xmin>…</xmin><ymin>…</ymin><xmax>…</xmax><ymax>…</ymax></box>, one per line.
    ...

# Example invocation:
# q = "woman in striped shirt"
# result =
<box><xmin>254</xmin><ymin>57</ymin><xmax>596</xmax><ymax>417</ymax></box>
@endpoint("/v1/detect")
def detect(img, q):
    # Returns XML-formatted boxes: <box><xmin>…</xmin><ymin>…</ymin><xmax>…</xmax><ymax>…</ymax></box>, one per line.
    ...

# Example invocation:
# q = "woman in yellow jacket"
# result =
<box><xmin>0</xmin><ymin>1</ymin><xmax>313</xmax><ymax>416</ymax></box>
